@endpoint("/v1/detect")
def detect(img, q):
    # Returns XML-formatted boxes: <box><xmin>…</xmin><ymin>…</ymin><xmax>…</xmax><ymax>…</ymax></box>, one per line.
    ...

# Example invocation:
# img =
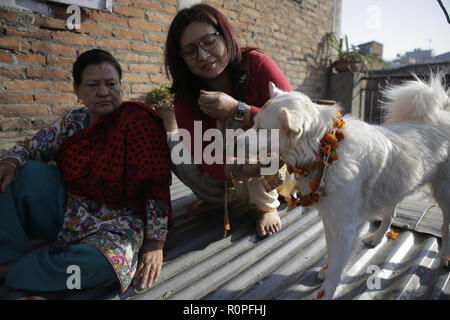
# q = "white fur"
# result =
<box><xmin>248</xmin><ymin>76</ymin><xmax>450</xmax><ymax>299</ymax></box>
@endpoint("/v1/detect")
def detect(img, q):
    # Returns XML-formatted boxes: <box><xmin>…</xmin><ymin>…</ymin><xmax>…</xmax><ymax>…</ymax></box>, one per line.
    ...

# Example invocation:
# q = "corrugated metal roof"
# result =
<box><xmin>0</xmin><ymin>175</ymin><xmax>448</xmax><ymax>300</ymax></box>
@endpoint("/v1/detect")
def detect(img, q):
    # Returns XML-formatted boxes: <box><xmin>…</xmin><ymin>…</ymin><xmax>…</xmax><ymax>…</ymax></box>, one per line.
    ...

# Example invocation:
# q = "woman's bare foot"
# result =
<box><xmin>255</xmin><ymin>209</ymin><xmax>282</xmax><ymax>237</ymax></box>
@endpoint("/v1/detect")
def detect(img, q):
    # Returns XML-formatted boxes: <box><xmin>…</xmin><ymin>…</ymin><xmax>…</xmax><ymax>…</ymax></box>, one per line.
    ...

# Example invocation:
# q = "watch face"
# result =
<box><xmin>237</xmin><ymin>101</ymin><xmax>246</xmax><ymax>111</ymax></box>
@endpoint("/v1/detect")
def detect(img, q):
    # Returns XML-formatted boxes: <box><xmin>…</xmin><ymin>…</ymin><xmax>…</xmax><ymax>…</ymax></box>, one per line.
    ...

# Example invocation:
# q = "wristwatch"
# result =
<box><xmin>233</xmin><ymin>101</ymin><xmax>246</xmax><ymax>121</ymax></box>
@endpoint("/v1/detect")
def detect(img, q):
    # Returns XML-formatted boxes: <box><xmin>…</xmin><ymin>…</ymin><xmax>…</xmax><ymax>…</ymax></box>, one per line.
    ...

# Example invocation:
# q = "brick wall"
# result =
<box><xmin>0</xmin><ymin>0</ymin><xmax>336</xmax><ymax>151</ymax></box>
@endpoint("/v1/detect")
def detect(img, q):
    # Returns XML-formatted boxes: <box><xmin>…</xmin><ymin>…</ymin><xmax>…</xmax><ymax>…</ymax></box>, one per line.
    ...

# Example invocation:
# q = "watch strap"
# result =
<box><xmin>234</xmin><ymin>101</ymin><xmax>246</xmax><ymax>121</ymax></box>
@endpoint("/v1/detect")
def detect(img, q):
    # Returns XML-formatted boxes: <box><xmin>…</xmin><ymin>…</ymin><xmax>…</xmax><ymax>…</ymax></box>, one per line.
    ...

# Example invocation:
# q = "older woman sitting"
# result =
<box><xmin>0</xmin><ymin>49</ymin><xmax>171</xmax><ymax>293</ymax></box>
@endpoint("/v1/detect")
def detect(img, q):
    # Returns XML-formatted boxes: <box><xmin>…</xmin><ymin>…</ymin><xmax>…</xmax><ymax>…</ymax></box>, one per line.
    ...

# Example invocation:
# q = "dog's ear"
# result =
<box><xmin>269</xmin><ymin>82</ymin><xmax>284</xmax><ymax>98</ymax></box>
<box><xmin>279</xmin><ymin>107</ymin><xmax>302</xmax><ymax>138</ymax></box>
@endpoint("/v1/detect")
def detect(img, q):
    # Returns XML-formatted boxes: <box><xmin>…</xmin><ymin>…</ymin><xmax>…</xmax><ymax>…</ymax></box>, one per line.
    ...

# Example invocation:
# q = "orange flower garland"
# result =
<box><xmin>387</xmin><ymin>229</ymin><xmax>399</xmax><ymax>240</ymax></box>
<box><xmin>287</xmin><ymin>111</ymin><xmax>345</xmax><ymax>207</ymax></box>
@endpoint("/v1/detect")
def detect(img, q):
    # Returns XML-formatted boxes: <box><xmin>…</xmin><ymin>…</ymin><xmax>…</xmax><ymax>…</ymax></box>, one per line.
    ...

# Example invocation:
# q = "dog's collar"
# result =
<box><xmin>286</xmin><ymin>111</ymin><xmax>345</xmax><ymax>207</ymax></box>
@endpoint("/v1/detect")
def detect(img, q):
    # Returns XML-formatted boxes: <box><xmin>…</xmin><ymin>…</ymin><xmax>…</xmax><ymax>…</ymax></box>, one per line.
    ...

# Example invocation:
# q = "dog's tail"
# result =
<box><xmin>381</xmin><ymin>72</ymin><xmax>450</xmax><ymax>125</ymax></box>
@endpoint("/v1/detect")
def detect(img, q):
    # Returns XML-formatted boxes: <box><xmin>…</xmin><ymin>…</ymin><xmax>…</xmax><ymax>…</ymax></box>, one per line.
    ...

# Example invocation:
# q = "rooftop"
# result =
<box><xmin>0</xmin><ymin>174</ymin><xmax>448</xmax><ymax>300</ymax></box>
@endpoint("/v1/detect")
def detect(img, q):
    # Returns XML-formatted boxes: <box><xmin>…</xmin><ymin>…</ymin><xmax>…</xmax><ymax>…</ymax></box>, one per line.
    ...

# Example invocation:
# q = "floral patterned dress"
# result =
<box><xmin>0</xmin><ymin>108</ymin><xmax>168</xmax><ymax>292</ymax></box>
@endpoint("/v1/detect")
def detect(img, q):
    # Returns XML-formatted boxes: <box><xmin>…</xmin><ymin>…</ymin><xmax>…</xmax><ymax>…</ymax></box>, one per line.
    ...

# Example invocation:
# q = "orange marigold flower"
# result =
<box><xmin>299</xmin><ymin>197</ymin><xmax>313</xmax><ymax>207</ymax></box>
<box><xmin>330</xmin><ymin>153</ymin><xmax>339</xmax><ymax>161</ymax></box>
<box><xmin>325</xmin><ymin>133</ymin><xmax>338</xmax><ymax>144</ymax></box>
<box><xmin>320</xmin><ymin>144</ymin><xmax>331</xmax><ymax>155</ymax></box>
<box><xmin>334</xmin><ymin>118</ymin><xmax>345</xmax><ymax>129</ymax></box>
<box><xmin>387</xmin><ymin>229</ymin><xmax>399</xmax><ymax>240</ymax></box>
<box><xmin>335</xmin><ymin>130</ymin><xmax>344</xmax><ymax>141</ymax></box>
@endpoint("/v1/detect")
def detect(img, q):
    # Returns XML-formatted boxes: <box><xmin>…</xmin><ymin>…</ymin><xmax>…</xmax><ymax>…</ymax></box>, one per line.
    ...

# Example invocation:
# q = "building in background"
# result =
<box><xmin>390</xmin><ymin>48</ymin><xmax>450</xmax><ymax>68</ymax></box>
<box><xmin>357</xmin><ymin>40</ymin><xmax>384</xmax><ymax>70</ymax></box>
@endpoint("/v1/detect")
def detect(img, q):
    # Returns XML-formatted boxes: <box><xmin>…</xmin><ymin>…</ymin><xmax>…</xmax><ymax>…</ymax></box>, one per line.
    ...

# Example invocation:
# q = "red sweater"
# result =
<box><xmin>174</xmin><ymin>50</ymin><xmax>293</xmax><ymax>180</ymax></box>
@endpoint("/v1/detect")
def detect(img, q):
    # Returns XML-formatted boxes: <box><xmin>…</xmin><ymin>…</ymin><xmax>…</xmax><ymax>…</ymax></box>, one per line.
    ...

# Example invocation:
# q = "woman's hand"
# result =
<box><xmin>133</xmin><ymin>239</ymin><xmax>164</xmax><ymax>290</ymax></box>
<box><xmin>198</xmin><ymin>90</ymin><xmax>238</xmax><ymax>119</ymax></box>
<box><xmin>0</xmin><ymin>158</ymin><xmax>19</xmax><ymax>193</ymax></box>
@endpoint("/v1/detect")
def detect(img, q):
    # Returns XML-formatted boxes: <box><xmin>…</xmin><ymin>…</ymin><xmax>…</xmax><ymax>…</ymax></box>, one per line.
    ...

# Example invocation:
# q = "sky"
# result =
<box><xmin>341</xmin><ymin>0</ymin><xmax>450</xmax><ymax>61</ymax></box>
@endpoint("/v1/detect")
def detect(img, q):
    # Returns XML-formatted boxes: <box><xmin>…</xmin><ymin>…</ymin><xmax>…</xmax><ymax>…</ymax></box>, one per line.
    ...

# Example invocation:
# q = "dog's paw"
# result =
<box><xmin>317</xmin><ymin>264</ymin><xmax>327</xmax><ymax>281</ymax></box>
<box><xmin>363</xmin><ymin>234</ymin><xmax>382</xmax><ymax>248</ymax></box>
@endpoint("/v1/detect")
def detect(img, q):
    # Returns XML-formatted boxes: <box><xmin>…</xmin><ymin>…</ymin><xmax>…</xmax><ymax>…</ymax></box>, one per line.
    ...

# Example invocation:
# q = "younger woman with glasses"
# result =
<box><xmin>165</xmin><ymin>4</ymin><xmax>292</xmax><ymax>237</ymax></box>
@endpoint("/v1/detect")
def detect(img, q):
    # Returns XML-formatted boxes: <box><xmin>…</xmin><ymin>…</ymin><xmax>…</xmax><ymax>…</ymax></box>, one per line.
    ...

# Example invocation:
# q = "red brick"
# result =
<box><xmin>133</xmin><ymin>0</ymin><xmax>164</xmax><ymax>10</ymax></box>
<box><xmin>31</xmin><ymin>41</ymin><xmax>51</xmax><ymax>54</ymax></box>
<box><xmin>149</xmin><ymin>74</ymin><xmax>169</xmax><ymax>83</ymax></box>
<box><xmin>240</xmin><ymin>0</ymin><xmax>256</xmax><ymax>8</ymax></box>
<box><xmin>80</xmin><ymin>22</ymin><xmax>112</xmax><ymax>36</ymax></box>
<box><xmin>122</xmin><ymin>73</ymin><xmax>150</xmax><ymax>83</ymax></box>
<box><xmin>0</xmin><ymin>93</ymin><xmax>34</xmax><ymax>104</ymax></box>
<box><xmin>113</xmin><ymin>5</ymin><xmax>145</xmax><ymax>18</ymax></box>
<box><xmin>0</xmin><ymin>52</ymin><xmax>14</xmax><ymax>63</ymax></box>
<box><xmin>128</xmin><ymin>19</ymin><xmax>161</xmax><ymax>31</ymax></box>
<box><xmin>148</xmin><ymin>33</ymin><xmax>166</xmax><ymax>43</ymax></box>
<box><xmin>5</xmin><ymin>26</ymin><xmax>51</xmax><ymax>41</ymax></box>
<box><xmin>131</xmin><ymin>84</ymin><xmax>153</xmax><ymax>93</ymax></box>
<box><xmin>92</xmin><ymin>11</ymin><xmax>128</xmax><ymax>27</ymax></box>
<box><xmin>51</xmin><ymin>104</ymin><xmax>81</xmax><ymax>116</ymax></box>
<box><xmin>0</xmin><ymin>38</ymin><xmax>30</xmax><ymax>52</ymax></box>
<box><xmin>30</xmin><ymin>42</ymin><xmax>75</xmax><ymax>56</ymax></box>
<box><xmin>47</xmin><ymin>55</ymin><xmax>74</xmax><ymax>67</ymax></box>
<box><xmin>129</xmin><ymin>64</ymin><xmax>161</xmax><ymax>73</ymax></box>
<box><xmin>0</xmin><ymin>118</ymin><xmax>32</xmax><ymax>131</ymax></box>
<box><xmin>33</xmin><ymin>16</ymin><xmax>66</xmax><ymax>31</ymax></box>
<box><xmin>131</xmin><ymin>42</ymin><xmax>161</xmax><ymax>53</ymax></box>
<box><xmin>99</xmin><ymin>39</ymin><xmax>131</xmax><ymax>50</ymax></box>
<box><xmin>165</xmin><ymin>4</ymin><xmax>177</xmax><ymax>14</ymax></box>
<box><xmin>34</xmin><ymin>93</ymin><xmax>77</xmax><ymax>104</ymax></box>
<box><xmin>113</xmin><ymin>28</ymin><xmax>144</xmax><ymax>40</ymax></box>
<box><xmin>26</xmin><ymin>68</ymin><xmax>71</xmax><ymax>80</ymax></box>
<box><xmin>50</xmin><ymin>43</ymin><xmax>77</xmax><ymax>56</ymax></box>
<box><xmin>115</xmin><ymin>52</ymin><xmax>150</xmax><ymax>63</ymax></box>
<box><xmin>55</xmin><ymin>81</ymin><xmax>75</xmax><ymax>92</ymax></box>
<box><xmin>52</xmin><ymin>32</ymin><xmax>96</xmax><ymax>46</ymax></box>
<box><xmin>51</xmin><ymin>103</ymin><xmax>83</xmax><ymax>116</ymax></box>
<box><xmin>0</xmin><ymin>68</ymin><xmax>23</xmax><ymax>78</ymax></box>
<box><xmin>147</xmin><ymin>12</ymin><xmax>173</xmax><ymax>25</ymax></box>
<box><xmin>0</xmin><ymin>105</ymin><xmax>49</xmax><ymax>117</ymax></box>
<box><xmin>16</xmin><ymin>53</ymin><xmax>46</xmax><ymax>65</ymax></box>
<box><xmin>4</xmin><ymin>80</ymin><xmax>51</xmax><ymax>91</ymax></box>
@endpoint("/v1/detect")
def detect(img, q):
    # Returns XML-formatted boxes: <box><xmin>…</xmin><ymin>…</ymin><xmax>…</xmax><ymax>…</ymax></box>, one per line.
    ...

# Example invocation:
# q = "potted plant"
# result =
<box><xmin>145</xmin><ymin>84</ymin><xmax>177</xmax><ymax>132</ymax></box>
<box><xmin>326</xmin><ymin>33</ymin><xmax>388</xmax><ymax>73</ymax></box>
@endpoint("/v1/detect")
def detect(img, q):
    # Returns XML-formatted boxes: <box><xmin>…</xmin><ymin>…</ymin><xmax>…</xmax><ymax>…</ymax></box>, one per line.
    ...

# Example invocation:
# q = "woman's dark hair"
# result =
<box><xmin>73</xmin><ymin>49</ymin><xmax>122</xmax><ymax>89</ymax></box>
<box><xmin>164</xmin><ymin>4</ymin><xmax>252</xmax><ymax>105</ymax></box>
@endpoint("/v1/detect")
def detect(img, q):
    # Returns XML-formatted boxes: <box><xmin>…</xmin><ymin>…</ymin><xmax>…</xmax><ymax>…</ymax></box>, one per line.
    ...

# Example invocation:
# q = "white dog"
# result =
<box><xmin>242</xmin><ymin>74</ymin><xmax>449</xmax><ymax>299</ymax></box>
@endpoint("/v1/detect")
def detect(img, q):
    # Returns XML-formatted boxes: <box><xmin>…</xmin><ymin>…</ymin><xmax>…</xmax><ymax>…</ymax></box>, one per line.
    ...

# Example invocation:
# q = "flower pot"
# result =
<box><xmin>333</xmin><ymin>59</ymin><xmax>362</xmax><ymax>73</ymax></box>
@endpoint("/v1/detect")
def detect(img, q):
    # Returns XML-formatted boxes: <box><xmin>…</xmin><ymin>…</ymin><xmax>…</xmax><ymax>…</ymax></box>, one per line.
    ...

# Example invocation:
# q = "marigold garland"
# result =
<box><xmin>287</xmin><ymin>111</ymin><xmax>345</xmax><ymax>207</ymax></box>
<box><xmin>387</xmin><ymin>229</ymin><xmax>399</xmax><ymax>240</ymax></box>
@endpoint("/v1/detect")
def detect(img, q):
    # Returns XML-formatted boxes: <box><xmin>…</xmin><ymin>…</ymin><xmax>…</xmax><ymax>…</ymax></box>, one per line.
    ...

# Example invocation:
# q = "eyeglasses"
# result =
<box><xmin>179</xmin><ymin>32</ymin><xmax>220</xmax><ymax>61</ymax></box>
